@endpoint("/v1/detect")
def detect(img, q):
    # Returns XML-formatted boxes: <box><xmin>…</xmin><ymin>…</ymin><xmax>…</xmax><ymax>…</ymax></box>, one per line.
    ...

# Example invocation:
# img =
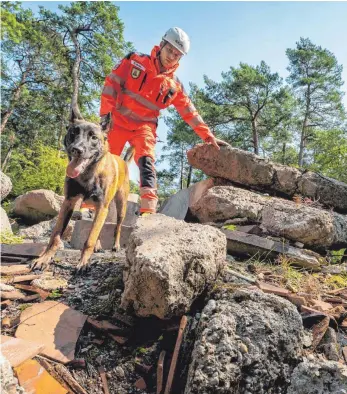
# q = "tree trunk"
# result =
<box><xmin>1</xmin><ymin>146</ymin><xmax>13</xmax><ymax>172</ymax></box>
<box><xmin>179</xmin><ymin>146</ymin><xmax>184</xmax><ymax>190</ymax></box>
<box><xmin>57</xmin><ymin>107</ymin><xmax>68</xmax><ymax>157</ymax></box>
<box><xmin>282</xmin><ymin>142</ymin><xmax>286</xmax><ymax>165</ymax></box>
<box><xmin>0</xmin><ymin>70</ymin><xmax>29</xmax><ymax>134</ymax></box>
<box><xmin>298</xmin><ymin>85</ymin><xmax>311</xmax><ymax>167</ymax></box>
<box><xmin>186</xmin><ymin>165</ymin><xmax>193</xmax><ymax>188</ymax></box>
<box><xmin>251</xmin><ymin>118</ymin><xmax>259</xmax><ymax>155</ymax></box>
<box><xmin>70</xmin><ymin>30</ymin><xmax>83</xmax><ymax>120</ymax></box>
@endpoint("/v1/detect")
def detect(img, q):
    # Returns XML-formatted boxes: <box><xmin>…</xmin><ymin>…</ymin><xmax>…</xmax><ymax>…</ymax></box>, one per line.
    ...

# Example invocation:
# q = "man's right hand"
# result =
<box><xmin>204</xmin><ymin>136</ymin><xmax>231</xmax><ymax>150</ymax></box>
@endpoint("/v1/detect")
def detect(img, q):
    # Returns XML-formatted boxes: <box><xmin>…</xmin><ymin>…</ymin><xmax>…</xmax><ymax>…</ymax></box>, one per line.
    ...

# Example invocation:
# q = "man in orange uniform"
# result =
<box><xmin>99</xmin><ymin>27</ymin><xmax>228</xmax><ymax>215</ymax></box>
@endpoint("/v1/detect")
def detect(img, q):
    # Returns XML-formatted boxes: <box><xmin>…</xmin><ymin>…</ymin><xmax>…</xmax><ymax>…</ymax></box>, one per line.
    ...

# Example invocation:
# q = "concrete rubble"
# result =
<box><xmin>187</xmin><ymin>144</ymin><xmax>347</xmax><ymax>213</ymax></box>
<box><xmin>121</xmin><ymin>214</ymin><xmax>226</xmax><ymax>319</ymax></box>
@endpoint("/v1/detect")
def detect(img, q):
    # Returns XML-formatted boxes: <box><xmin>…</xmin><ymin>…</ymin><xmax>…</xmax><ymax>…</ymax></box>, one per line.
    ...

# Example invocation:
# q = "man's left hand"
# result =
<box><xmin>204</xmin><ymin>136</ymin><xmax>231</xmax><ymax>150</ymax></box>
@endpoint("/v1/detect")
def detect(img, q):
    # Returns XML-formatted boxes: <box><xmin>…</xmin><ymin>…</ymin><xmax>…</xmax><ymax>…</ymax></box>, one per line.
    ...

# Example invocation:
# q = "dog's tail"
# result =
<box><xmin>123</xmin><ymin>146</ymin><xmax>135</xmax><ymax>165</ymax></box>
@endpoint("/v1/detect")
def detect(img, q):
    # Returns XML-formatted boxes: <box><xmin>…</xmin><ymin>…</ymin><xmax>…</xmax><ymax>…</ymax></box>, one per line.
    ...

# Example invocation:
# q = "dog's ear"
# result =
<box><xmin>100</xmin><ymin>112</ymin><xmax>112</xmax><ymax>133</ymax></box>
<box><xmin>69</xmin><ymin>108</ymin><xmax>78</xmax><ymax>124</ymax></box>
<box><xmin>69</xmin><ymin>107</ymin><xmax>84</xmax><ymax>124</ymax></box>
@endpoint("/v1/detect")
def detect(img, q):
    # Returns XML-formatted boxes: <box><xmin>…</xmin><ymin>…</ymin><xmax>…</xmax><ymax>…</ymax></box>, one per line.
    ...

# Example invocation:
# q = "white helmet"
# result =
<box><xmin>162</xmin><ymin>27</ymin><xmax>190</xmax><ymax>55</ymax></box>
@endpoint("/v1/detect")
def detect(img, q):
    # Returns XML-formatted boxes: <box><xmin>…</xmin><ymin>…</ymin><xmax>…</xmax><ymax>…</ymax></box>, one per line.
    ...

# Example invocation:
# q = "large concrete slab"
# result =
<box><xmin>187</xmin><ymin>144</ymin><xmax>347</xmax><ymax>213</ymax></box>
<box><xmin>221</xmin><ymin>229</ymin><xmax>321</xmax><ymax>270</ymax></box>
<box><xmin>70</xmin><ymin>220</ymin><xmax>134</xmax><ymax>250</ymax></box>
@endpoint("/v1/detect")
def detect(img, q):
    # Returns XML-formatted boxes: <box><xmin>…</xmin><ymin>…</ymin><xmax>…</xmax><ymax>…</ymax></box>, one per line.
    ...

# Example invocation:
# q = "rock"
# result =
<box><xmin>187</xmin><ymin>144</ymin><xmax>347</xmax><ymax>213</ymax></box>
<box><xmin>185</xmin><ymin>289</ymin><xmax>303</xmax><ymax>394</ymax></box>
<box><xmin>121</xmin><ymin>214</ymin><xmax>226</xmax><ymax>319</ymax></box>
<box><xmin>0</xmin><ymin>171</ymin><xmax>12</xmax><ymax>201</ymax></box>
<box><xmin>0</xmin><ymin>284</ymin><xmax>16</xmax><ymax>292</ymax></box>
<box><xmin>0</xmin><ymin>207</ymin><xmax>12</xmax><ymax>234</ymax></box>
<box><xmin>287</xmin><ymin>358</ymin><xmax>347</xmax><ymax>394</ymax></box>
<box><xmin>13</xmin><ymin>189</ymin><xmax>64</xmax><ymax>224</ymax></box>
<box><xmin>18</xmin><ymin>217</ymin><xmax>75</xmax><ymax>242</ymax></box>
<box><xmin>31</xmin><ymin>274</ymin><xmax>68</xmax><ymax>291</ymax></box>
<box><xmin>191</xmin><ymin>186</ymin><xmax>347</xmax><ymax>249</ymax></box>
<box><xmin>0</xmin><ymin>353</ymin><xmax>25</xmax><ymax>394</ymax></box>
<box><xmin>115</xmin><ymin>366</ymin><xmax>125</xmax><ymax>379</ymax></box>
<box><xmin>318</xmin><ymin>327</ymin><xmax>340</xmax><ymax>361</ymax></box>
<box><xmin>221</xmin><ymin>229</ymin><xmax>321</xmax><ymax>270</ymax></box>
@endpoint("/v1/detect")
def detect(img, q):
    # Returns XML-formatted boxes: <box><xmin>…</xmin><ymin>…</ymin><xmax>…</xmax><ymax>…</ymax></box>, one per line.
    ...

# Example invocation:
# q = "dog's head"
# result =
<box><xmin>64</xmin><ymin>111</ymin><xmax>112</xmax><ymax>178</ymax></box>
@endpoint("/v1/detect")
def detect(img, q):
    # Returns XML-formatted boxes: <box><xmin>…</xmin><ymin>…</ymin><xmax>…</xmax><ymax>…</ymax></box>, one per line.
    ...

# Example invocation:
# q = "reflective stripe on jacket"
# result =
<box><xmin>100</xmin><ymin>46</ymin><xmax>214</xmax><ymax>141</ymax></box>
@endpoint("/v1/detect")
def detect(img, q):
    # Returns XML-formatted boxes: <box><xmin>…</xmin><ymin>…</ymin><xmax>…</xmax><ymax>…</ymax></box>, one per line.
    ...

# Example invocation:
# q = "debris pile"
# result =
<box><xmin>1</xmin><ymin>144</ymin><xmax>347</xmax><ymax>393</ymax></box>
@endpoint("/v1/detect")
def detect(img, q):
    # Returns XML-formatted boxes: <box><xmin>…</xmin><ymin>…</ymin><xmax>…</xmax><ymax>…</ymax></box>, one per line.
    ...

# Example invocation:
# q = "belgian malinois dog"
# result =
<box><xmin>30</xmin><ymin>111</ymin><xmax>133</xmax><ymax>273</ymax></box>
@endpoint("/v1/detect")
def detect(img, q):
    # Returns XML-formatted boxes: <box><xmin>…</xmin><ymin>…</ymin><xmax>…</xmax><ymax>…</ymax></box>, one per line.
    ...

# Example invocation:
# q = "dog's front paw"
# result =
<box><xmin>30</xmin><ymin>255</ymin><xmax>51</xmax><ymax>271</ymax></box>
<box><xmin>75</xmin><ymin>259</ymin><xmax>91</xmax><ymax>275</ymax></box>
<box><xmin>112</xmin><ymin>243</ymin><xmax>121</xmax><ymax>253</ymax></box>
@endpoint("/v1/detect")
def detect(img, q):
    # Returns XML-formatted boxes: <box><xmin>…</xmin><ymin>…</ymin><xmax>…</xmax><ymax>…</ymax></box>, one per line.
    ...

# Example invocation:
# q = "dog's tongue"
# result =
<box><xmin>66</xmin><ymin>158</ymin><xmax>88</xmax><ymax>178</ymax></box>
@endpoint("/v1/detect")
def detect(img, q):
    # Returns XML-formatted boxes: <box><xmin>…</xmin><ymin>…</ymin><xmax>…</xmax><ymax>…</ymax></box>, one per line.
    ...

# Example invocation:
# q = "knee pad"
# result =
<box><xmin>138</xmin><ymin>156</ymin><xmax>156</xmax><ymax>188</ymax></box>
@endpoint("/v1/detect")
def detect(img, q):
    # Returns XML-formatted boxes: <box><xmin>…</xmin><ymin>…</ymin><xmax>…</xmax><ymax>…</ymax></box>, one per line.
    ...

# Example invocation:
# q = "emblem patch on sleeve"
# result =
<box><xmin>131</xmin><ymin>67</ymin><xmax>141</xmax><ymax>79</ymax></box>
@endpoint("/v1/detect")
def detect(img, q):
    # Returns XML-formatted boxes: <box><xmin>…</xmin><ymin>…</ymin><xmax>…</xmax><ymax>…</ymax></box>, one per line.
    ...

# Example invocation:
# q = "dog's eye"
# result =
<box><xmin>91</xmin><ymin>135</ymin><xmax>98</xmax><ymax>141</ymax></box>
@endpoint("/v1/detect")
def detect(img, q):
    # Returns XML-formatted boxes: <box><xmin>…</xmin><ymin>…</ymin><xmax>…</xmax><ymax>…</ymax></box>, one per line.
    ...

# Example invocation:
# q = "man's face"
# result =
<box><xmin>159</xmin><ymin>41</ymin><xmax>183</xmax><ymax>69</ymax></box>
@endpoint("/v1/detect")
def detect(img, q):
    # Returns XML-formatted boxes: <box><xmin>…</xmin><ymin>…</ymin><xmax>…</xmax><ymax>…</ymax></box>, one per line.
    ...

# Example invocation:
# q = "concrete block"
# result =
<box><xmin>70</xmin><ymin>220</ymin><xmax>134</xmax><ymax>250</ymax></box>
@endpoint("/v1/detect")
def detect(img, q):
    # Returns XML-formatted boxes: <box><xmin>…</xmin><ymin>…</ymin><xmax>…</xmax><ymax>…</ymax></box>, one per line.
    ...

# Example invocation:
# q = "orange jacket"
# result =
<box><xmin>100</xmin><ymin>46</ymin><xmax>214</xmax><ymax>141</ymax></box>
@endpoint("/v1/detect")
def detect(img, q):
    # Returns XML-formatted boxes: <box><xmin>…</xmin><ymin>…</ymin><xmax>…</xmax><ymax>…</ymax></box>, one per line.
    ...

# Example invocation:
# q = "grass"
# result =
<box><xmin>0</xmin><ymin>230</ymin><xmax>23</xmax><ymax>244</ymax></box>
<box><xmin>325</xmin><ymin>274</ymin><xmax>347</xmax><ymax>289</ymax></box>
<box><xmin>222</xmin><ymin>224</ymin><xmax>237</xmax><ymax>231</ymax></box>
<box><xmin>48</xmin><ymin>289</ymin><xmax>63</xmax><ymax>299</ymax></box>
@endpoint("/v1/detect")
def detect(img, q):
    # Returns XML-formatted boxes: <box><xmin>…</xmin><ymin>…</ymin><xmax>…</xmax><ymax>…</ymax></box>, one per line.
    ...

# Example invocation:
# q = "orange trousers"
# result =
<box><xmin>108</xmin><ymin>124</ymin><xmax>158</xmax><ymax>213</ymax></box>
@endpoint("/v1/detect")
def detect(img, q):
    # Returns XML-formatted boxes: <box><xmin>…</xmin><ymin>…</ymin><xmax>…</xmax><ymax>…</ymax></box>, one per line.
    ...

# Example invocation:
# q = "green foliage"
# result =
<box><xmin>129</xmin><ymin>180</ymin><xmax>140</xmax><ymax>194</ymax></box>
<box><xmin>325</xmin><ymin>274</ymin><xmax>347</xmax><ymax>289</ymax></box>
<box><xmin>198</xmin><ymin>61</ymin><xmax>294</xmax><ymax>155</ymax></box>
<box><xmin>0</xmin><ymin>230</ymin><xmax>24</xmax><ymax>244</ymax></box>
<box><xmin>48</xmin><ymin>289</ymin><xmax>63</xmax><ymax>299</ymax></box>
<box><xmin>5</xmin><ymin>144</ymin><xmax>67</xmax><ymax>197</ymax></box>
<box><xmin>286</xmin><ymin>37</ymin><xmax>345</xmax><ymax>167</ymax></box>
<box><xmin>222</xmin><ymin>224</ymin><xmax>237</xmax><ymax>231</ymax></box>
<box><xmin>307</xmin><ymin>129</ymin><xmax>347</xmax><ymax>183</ymax></box>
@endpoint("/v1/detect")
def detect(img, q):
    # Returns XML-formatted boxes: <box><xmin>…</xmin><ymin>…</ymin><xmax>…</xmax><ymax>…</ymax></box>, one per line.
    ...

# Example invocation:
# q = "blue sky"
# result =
<box><xmin>21</xmin><ymin>1</ymin><xmax>347</xmax><ymax>181</ymax></box>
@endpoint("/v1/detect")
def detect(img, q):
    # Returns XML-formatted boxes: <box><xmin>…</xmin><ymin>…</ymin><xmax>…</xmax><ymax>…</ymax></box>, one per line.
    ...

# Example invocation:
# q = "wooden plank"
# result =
<box><xmin>221</xmin><ymin>229</ymin><xmax>321</xmax><ymax>270</ymax></box>
<box><xmin>1</xmin><ymin>335</ymin><xmax>45</xmax><ymax>367</ymax></box>
<box><xmin>157</xmin><ymin>350</ymin><xmax>166</xmax><ymax>394</ymax></box>
<box><xmin>164</xmin><ymin>316</ymin><xmax>188</xmax><ymax>394</ymax></box>
<box><xmin>1</xmin><ymin>265</ymin><xmax>31</xmax><ymax>276</ymax></box>
<box><xmin>14</xmin><ymin>284</ymin><xmax>50</xmax><ymax>300</ymax></box>
<box><xmin>0</xmin><ymin>243</ymin><xmax>46</xmax><ymax>258</ymax></box>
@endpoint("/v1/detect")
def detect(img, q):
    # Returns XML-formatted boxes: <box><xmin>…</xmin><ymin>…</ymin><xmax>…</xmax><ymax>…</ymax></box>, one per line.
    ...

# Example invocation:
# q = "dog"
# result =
<box><xmin>30</xmin><ymin>110</ymin><xmax>134</xmax><ymax>273</ymax></box>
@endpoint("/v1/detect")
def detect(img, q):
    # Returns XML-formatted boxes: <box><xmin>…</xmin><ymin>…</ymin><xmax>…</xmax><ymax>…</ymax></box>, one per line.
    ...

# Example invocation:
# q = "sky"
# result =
<box><xmin>21</xmin><ymin>1</ymin><xmax>347</xmax><ymax>182</ymax></box>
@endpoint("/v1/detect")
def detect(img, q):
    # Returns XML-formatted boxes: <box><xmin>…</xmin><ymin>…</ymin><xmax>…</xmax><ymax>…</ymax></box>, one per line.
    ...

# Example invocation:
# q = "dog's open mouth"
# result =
<box><xmin>66</xmin><ymin>157</ymin><xmax>91</xmax><ymax>178</ymax></box>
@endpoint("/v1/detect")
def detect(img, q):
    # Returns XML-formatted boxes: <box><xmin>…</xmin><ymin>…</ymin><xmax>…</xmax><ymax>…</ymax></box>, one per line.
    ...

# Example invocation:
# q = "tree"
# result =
<box><xmin>1</xmin><ymin>2</ymin><xmax>132</xmax><ymax>175</ymax></box>
<box><xmin>308</xmin><ymin>128</ymin><xmax>347</xmax><ymax>183</ymax></box>
<box><xmin>1</xmin><ymin>4</ymin><xmax>58</xmax><ymax>134</ymax></box>
<box><xmin>199</xmin><ymin>61</ymin><xmax>291</xmax><ymax>155</ymax></box>
<box><xmin>286</xmin><ymin>37</ymin><xmax>345</xmax><ymax>167</ymax></box>
<box><xmin>158</xmin><ymin>95</ymin><xmax>206</xmax><ymax>194</ymax></box>
<box><xmin>38</xmin><ymin>2</ymin><xmax>133</xmax><ymax>118</ymax></box>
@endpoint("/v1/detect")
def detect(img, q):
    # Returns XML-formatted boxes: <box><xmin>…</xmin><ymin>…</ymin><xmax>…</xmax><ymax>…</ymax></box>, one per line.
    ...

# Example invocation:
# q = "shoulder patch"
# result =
<box><xmin>131</xmin><ymin>59</ymin><xmax>146</xmax><ymax>72</ymax></box>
